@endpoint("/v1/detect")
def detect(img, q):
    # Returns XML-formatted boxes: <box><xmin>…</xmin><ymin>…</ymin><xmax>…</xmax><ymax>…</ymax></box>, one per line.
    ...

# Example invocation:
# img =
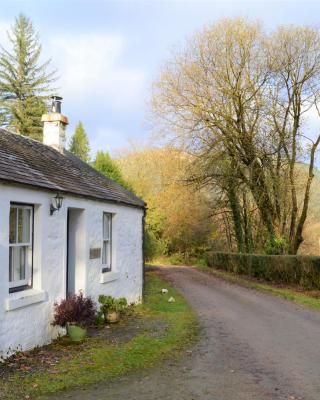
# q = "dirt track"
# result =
<box><xmin>48</xmin><ymin>266</ymin><xmax>320</xmax><ymax>400</ymax></box>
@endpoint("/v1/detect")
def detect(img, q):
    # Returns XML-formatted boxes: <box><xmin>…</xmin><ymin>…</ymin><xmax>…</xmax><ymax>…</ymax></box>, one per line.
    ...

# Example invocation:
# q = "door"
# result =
<box><xmin>66</xmin><ymin>208</ymin><xmax>85</xmax><ymax>297</ymax></box>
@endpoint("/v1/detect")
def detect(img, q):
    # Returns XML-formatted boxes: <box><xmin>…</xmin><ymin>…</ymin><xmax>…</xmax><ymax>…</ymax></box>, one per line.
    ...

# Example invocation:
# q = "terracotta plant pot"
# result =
<box><xmin>106</xmin><ymin>311</ymin><xmax>120</xmax><ymax>323</ymax></box>
<box><xmin>66</xmin><ymin>323</ymin><xmax>87</xmax><ymax>342</ymax></box>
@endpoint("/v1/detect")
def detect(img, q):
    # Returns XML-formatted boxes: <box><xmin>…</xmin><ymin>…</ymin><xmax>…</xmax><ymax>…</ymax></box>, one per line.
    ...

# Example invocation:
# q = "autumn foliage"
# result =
<box><xmin>117</xmin><ymin>147</ymin><xmax>215</xmax><ymax>259</ymax></box>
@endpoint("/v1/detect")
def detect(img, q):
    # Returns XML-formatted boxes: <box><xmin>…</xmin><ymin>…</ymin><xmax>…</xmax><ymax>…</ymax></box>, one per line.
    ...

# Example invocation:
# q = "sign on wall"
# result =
<box><xmin>89</xmin><ymin>248</ymin><xmax>101</xmax><ymax>259</ymax></box>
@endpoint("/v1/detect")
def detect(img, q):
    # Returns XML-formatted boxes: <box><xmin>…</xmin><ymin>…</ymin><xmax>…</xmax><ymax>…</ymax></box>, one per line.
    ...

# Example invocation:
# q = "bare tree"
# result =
<box><xmin>151</xmin><ymin>18</ymin><xmax>320</xmax><ymax>254</ymax></box>
<box><xmin>269</xmin><ymin>26</ymin><xmax>320</xmax><ymax>253</ymax></box>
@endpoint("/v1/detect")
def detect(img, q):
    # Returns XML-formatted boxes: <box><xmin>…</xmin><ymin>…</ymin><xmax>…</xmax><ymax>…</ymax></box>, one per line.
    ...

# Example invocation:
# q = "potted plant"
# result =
<box><xmin>53</xmin><ymin>293</ymin><xmax>96</xmax><ymax>342</ymax></box>
<box><xmin>98</xmin><ymin>295</ymin><xmax>127</xmax><ymax>323</ymax></box>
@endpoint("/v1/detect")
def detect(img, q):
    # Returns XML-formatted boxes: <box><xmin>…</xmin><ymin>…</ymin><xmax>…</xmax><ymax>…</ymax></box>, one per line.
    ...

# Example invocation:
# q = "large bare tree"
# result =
<box><xmin>151</xmin><ymin>18</ymin><xmax>320</xmax><ymax>254</ymax></box>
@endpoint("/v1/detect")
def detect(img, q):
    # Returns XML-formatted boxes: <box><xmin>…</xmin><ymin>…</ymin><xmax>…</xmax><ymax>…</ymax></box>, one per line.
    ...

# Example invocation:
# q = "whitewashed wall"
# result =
<box><xmin>0</xmin><ymin>183</ymin><xmax>144</xmax><ymax>358</ymax></box>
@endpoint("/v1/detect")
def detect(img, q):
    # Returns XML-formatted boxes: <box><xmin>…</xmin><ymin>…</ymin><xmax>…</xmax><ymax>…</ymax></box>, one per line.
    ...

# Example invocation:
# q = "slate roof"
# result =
<box><xmin>0</xmin><ymin>129</ymin><xmax>145</xmax><ymax>208</ymax></box>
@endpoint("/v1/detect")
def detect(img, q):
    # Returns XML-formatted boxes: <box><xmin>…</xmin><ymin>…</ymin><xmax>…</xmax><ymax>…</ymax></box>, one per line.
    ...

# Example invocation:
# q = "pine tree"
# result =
<box><xmin>0</xmin><ymin>14</ymin><xmax>56</xmax><ymax>140</ymax></box>
<box><xmin>69</xmin><ymin>121</ymin><xmax>91</xmax><ymax>162</ymax></box>
<box><xmin>93</xmin><ymin>150</ymin><xmax>133</xmax><ymax>191</ymax></box>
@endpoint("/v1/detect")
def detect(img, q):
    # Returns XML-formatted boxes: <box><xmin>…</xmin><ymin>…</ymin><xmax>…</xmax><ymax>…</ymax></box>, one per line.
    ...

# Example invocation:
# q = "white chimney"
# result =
<box><xmin>42</xmin><ymin>96</ymin><xmax>69</xmax><ymax>152</ymax></box>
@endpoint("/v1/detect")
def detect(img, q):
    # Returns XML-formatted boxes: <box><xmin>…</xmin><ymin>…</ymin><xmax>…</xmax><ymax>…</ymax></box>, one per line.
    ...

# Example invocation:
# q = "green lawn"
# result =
<box><xmin>197</xmin><ymin>265</ymin><xmax>320</xmax><ymax>311</ymax></box>
<box><xmin>0</xmin><ymin>271</ymin><xmax>197</xmax><ymax>400</ymax></box>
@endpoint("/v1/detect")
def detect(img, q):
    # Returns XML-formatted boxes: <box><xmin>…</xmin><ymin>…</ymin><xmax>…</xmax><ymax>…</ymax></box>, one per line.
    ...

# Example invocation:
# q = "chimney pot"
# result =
<box><xmin>51</xmin><ymin>95</ymin><xmax>62</xmax><ymax>113</ymax></box>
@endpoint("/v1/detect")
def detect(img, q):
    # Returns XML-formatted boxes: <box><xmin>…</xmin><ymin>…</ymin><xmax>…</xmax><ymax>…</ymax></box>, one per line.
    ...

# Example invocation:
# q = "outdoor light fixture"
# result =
<box><xmin>50</xmin><ymin>193</ymin><xmax>64</xmax><ymax>215</ymax></box>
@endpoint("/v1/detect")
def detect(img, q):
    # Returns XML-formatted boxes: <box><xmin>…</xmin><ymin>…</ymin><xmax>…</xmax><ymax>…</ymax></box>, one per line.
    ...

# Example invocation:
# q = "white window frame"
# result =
<box><xmin>9</xmin><ymin>204</ymin><xmax>33</xmax><ymax>292</ymax></box>
<box><xmin>102</xmin><ymin>212</ymin><xmax>112</xmax><ymax>272</ymax></box>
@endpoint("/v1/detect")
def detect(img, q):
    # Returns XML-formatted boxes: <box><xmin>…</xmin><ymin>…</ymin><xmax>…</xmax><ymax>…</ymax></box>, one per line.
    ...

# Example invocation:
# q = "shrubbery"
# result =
<box><xmin>98</xmin><ymin>295</ymin><xmax>127</xmax><ymax>315</ymax></box>
<box><xmin>205</xmin><ymin>252</ymin><xmax>320</xmax><ymax>289</ymax></box>
<box><xmin>52</xmin><ymin>293</ymin><xmax>96</xmax><ymax>328</ymax></box>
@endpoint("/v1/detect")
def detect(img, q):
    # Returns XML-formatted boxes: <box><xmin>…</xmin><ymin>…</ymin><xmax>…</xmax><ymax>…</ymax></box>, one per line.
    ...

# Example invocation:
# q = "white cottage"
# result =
<box><xmin>0</xmin><ymin>97</ymin><xmax>145</xmax><ymax>357</ymax></box>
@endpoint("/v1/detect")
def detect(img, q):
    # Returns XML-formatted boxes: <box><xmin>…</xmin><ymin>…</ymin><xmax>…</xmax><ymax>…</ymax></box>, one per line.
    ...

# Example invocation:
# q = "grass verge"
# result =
<box><xmin>196</xmin><ymin>265</ymin><xmax>320</xmax><ymax>311</ymax></box>
<box><xmin>0</xmin><ymin>271</ymin><xmax>197</xmax><ymax>400</ymax></box>
<box><xmin>150</xmin><ymin>254</ymin><xmax>207</xmax><ymax>268</ymax></box>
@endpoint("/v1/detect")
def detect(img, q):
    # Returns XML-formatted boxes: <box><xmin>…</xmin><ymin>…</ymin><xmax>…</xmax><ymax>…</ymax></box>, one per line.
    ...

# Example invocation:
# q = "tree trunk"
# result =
<box><xmin>227</xmin><ymin>181</ymin><xmax>245</xmax><ymax>253</ymax></box>
<box><xmin>242</xmin><ymin>192</ymin><xmax>253</xmax><ymax>253</ymax></box>
<box><xmin>248</xmin><ymin>162</ymin><xmax>276</xmax><ymax>238</ymax></box>
<box><xmin>291</xmin><ymin>136</ymin><xmax>320</xmax><ymax>254</ymax></box>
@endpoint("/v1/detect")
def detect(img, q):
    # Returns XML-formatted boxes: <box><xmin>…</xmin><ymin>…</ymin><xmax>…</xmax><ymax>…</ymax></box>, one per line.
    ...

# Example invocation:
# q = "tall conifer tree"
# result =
<box><xmin>69</xmin><ymin>121</ymin><xmax>91</xmax><ymax>162</ymax></box>
<box><xmin>0</xmin><ymin>14</ymin><xmax>56</xmax><ymax>140</ymax></box>
<box><xmin>93</xmin><ymin>150</ymin><xmax>132</xmax><ymax>191</ymax></box>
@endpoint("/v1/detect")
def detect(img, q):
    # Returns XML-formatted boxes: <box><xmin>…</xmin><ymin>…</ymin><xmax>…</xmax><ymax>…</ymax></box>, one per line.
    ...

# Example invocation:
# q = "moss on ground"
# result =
<box><xmin>0</xmin><ymin>271</ymin><xmax>197</xmax><ymax>400</ymax></box>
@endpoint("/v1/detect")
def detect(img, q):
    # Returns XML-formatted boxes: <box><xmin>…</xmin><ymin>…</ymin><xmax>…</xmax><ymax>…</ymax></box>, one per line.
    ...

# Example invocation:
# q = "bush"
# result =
<box><xmin>205</xmin><ymin>251</ymin><xmax>320</xmax><ymax>289</ymax></box>
<box><xmin>53</xmin><ymin>293</ymin><xmax>97</xmax><ymax>328</ymax></box>
<box><xmin>144</xmin><ymin>229</ymin><xmax>169</xmax><ymax>261</ymax></box>
<box><xmin>98</xmin><ymin>295</ymin><xmax>127</xmax><ymax>318</ymax></box>
<box><xmin>265</xmin><ymin>236</ymin><xmax>288</xmax><ymax>255</ymax></box>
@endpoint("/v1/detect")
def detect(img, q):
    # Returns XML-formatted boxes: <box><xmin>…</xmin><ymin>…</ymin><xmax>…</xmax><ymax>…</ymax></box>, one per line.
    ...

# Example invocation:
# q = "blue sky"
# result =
<box><xmin>1</xmin><ymin>0</ymin><xmax>320</xmax><ymax>157</ymax></box>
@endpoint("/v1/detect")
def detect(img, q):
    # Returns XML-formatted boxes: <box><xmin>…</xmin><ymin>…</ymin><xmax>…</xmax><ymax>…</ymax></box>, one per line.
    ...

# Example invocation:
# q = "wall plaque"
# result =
<box><xmin>90</xmin><ymin>248</ymin><xmax>101</xmax><ymax>259</ymax></box>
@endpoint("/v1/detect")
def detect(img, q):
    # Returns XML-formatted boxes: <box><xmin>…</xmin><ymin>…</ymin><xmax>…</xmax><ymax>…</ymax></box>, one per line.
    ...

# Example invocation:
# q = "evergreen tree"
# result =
<box><xmin>69</xmin><ymin>121</ymin><xmax>91</xmax><ymax>162</ymax></box>
<box><xmin>0</xmin><ymin>14</ymin><xmax>56</xmax><ymax>140</ymax></box>
<box><xmin>93</xmin><ymin>150</ymin><xmax>133</xmax><ymax>191</ymax></box>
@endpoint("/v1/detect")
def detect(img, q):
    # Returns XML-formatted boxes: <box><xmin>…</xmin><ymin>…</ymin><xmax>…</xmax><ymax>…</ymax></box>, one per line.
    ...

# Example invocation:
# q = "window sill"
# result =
<box><xmin>5</xmin><ymin>289</ymin><xmax>48</xmax><ymax>311</ymax></box>
<box><xmin>100</xmin><ymin>271</ymin><xmax>120</xmax><ymax>284</ymax></box>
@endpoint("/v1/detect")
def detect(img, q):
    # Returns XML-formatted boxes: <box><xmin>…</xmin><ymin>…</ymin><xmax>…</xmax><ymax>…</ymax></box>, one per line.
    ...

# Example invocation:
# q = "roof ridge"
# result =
<box><xmin>0</xmin><ymin>128</ymin><xmax>44</xmax><ymax>145</ymax></box>
<box><xmin>0</xmin><ymin>128</ymin><xmax>145</xmax><ymax>208</ymax></box>
<box><xmin>64</xmin><ymin>150</ymin><xmax>145</xmax><ymax>205</ymax></box>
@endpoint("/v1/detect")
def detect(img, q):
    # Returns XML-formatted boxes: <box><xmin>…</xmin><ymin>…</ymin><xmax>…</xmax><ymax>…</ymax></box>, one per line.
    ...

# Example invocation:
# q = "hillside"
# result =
<box><xmin>299</xmin><ymin>165</ymin><xmax>320</xmax><ymax>255</ymax></box>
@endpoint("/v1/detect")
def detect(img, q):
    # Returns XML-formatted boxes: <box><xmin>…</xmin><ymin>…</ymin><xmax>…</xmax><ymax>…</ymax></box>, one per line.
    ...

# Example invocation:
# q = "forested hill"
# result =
<box><xmin>301</xmin><ymin>165</ymin><xmax>320</xmax><ymax>255</ymax></box>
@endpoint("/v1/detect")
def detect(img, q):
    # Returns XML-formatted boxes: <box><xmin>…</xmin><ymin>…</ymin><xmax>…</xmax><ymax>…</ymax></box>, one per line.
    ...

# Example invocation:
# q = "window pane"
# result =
<box><xmin>18</xmin><ymin>208</ymin><xmax>31</xmax><ymax>243</ymax></box>
<box><xmin>102</xmin><ymin>241</ymin><xmax>112</xmax><ymax>269</ymax></box>
<box><xmin>103</xmin><ymin>213</ymin><xmax>110</xmax><ymax>240</ymax></box>
<box><xmin>102</xmin><ymin>213</ymin><xmax>112</xmax><ymax>271</ymax></box>
<box><xmin>9</xmin><ymin>207</ymin><xmax>17</xmax><ymax>244</ymax></box>
<box><xmin>102</xmin><ymin>241</ymin><xmax>108</xmax><ymax>265</ymax></box>
<box><xmin>9</xmin><ymin>246</ymin><xmax>26</xmax><ymax>282</ymax></box>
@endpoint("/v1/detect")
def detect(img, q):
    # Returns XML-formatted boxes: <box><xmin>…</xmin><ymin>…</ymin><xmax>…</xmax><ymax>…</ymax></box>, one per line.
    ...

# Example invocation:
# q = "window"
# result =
<box><xmin>102</xmin><ymin>213</ymin><xmax>112</xmax><ymax>272</ymax></box>
<box><xmin>9</xmin><ymin>204</ymin><xmax>33</xmax><ymax>292</ymax></box>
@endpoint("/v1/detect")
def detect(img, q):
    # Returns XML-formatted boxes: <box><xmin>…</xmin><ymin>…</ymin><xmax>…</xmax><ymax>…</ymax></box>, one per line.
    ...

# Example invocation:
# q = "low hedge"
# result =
<box><xmin>205</xmin><ymin>251</ymin><xmax>320</xmax><ymax>289</ymax></box>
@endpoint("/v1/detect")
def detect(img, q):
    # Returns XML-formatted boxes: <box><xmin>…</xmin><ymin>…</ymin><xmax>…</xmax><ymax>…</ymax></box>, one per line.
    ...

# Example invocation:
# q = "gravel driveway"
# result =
<box><xmin>48</xmin><ymin>266</ymin><xmax>320</xmax><ymax>400</ymax></box>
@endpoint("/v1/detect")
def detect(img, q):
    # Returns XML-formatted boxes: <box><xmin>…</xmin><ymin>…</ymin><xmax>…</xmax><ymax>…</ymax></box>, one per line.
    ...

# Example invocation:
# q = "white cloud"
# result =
<box><xmin>48</xmin><ymin>33</ymin><xmax>145</xmax><ymax>112</ymax></box>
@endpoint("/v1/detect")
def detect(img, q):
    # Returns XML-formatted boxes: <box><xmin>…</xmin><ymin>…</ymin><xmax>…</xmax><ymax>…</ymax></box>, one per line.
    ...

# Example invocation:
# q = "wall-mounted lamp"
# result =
<box><xmin>50</xmin><ymin>193</ymin><xmax>64</xmax><ymax>215</ymax></box>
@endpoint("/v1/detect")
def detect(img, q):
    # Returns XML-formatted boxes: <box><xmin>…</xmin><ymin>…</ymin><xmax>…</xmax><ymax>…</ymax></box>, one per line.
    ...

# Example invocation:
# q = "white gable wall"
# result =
<box><xmin>0</xmin><ymin>183</ymin><xmax>144</xmax><ymax>358</ymax></box>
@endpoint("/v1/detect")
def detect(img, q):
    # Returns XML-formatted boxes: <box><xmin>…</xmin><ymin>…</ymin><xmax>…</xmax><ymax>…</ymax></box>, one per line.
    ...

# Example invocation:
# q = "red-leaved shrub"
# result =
<box><xmin>52</xmin><ymin>293</ymin><xmax>96</xmax><ymax>328</ymax></box>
